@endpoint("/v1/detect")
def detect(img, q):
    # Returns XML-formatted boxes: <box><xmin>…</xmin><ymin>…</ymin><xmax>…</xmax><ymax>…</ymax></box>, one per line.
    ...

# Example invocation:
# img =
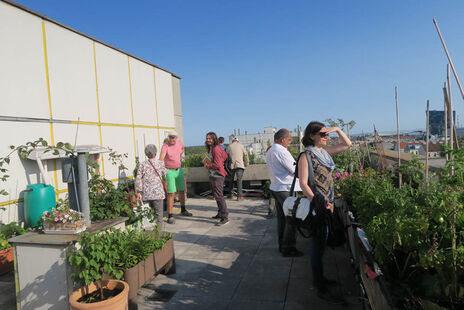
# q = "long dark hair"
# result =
<box><xmin>205</xmin><ymin>132</ymin><xmax>219</xmax><ymax>151</ymax></box>
<box><xmin>302</xmin><ymin>121</ymin><xmax>325</xmax><ymax>147</ymax></box>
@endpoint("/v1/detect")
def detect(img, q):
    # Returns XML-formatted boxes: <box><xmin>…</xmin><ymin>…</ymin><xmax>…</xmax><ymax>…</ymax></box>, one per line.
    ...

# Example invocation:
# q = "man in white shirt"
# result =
<box><xmin>266</xmin><ymin>128</ymin><xmax>303</xmax><ymax>257</ymax></box>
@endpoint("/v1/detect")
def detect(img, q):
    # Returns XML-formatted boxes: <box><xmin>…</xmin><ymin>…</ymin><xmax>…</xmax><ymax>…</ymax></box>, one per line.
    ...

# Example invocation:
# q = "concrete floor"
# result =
<box><xmin>0</xmin><ymin>197</ymin><xmax>365</xmax><ymax>309</ymax></box>
<box><xmin>138</xmin><ymin>197</ymin><xmax>364</xmax><ymax>310</ymax></box>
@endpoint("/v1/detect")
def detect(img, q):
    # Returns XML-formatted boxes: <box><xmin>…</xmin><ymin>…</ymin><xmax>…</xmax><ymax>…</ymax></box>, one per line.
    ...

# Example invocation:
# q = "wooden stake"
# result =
<box><xmin>425</xmin><ymin>100</ymin><xmax>430</xmax><ymax>191</ymax></box>
<box><xmin>363</xmin><ymin>130</ymin><xmax>371</xmax><ymax>164</ymax></box>
<box><xmin>395</xmin><ymin>86</ymin><xmax>402</xmax><ymax>188</ymax></box>
<box><xmin>433</xmin><ymin>18</ymin><xmax>464</xmax><ymax>100</ymax></box>
<box><xmin>448</xmin><ymin>64</ymin><xmax>454</xmax><ymax>152</ymax></box>
<box><xmin>444</xmin><ymin>82</ymin><xmax>449</xmax><ymax>160</ymax></box>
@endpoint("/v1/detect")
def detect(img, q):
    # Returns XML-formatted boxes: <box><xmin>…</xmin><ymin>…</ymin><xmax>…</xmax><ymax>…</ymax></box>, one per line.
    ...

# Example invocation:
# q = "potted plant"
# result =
<box><xmin>0</xmin><ymin>222</ymin><xmax>26</xmax><ymax>275</ymax></box>
<box><xmin>67</xmin><ymin>229</ymin><xmax>129</xmax><ymax>309</ymax></box>
<box><xmin>42</xmin><ymin>204</ymin><xmax>86</xmax><ymax>233</ymax></box>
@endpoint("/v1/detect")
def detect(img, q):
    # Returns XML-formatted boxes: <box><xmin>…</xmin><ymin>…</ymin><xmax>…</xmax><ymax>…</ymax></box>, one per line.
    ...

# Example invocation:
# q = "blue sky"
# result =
<box><xmin>14</xmin><ymin>0</ymin><xmax>464</xmax><ymax>145</ymax></box>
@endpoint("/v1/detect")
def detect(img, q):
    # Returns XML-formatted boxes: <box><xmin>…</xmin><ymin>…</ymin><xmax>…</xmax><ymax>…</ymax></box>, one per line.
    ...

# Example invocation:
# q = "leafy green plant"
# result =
<box><xmin>0</xmin><ymin>222</ymin><xmax>26</xmax><ymax>250</ymax></box>
<box><xmin>335</xmin><ymin>154</ymin><xmax>464</xmax><ymax>308</ymax></box>
<box><xmin>68</xmin><ymin>226</ymin><xmax>172</xmax><ymax>302</ymax></box>
<box><xmin>67</xmin><ymin>228</ymin><xmax>124</xmax><ymax>301</ymax></box>
<box><xmin>182</xmin><ymin>153</ymin><xmax>207</xmax><ymax>168</ymax></box>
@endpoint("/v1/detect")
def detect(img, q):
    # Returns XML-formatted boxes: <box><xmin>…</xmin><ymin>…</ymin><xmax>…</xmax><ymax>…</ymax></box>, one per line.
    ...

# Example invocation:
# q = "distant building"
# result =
<box><xmin>229</xmin><ymin>126</ymin><xmax>301</xmax><ymax>156</ymax></box>
<box><xmin>456</xmin><ymin>127</ymin><xmax>464</xmax><ymax>137</ymax></box>
<box><xmin>419</xmin><ymin>142</ymin><xmax>442</xmax><ymax>158</ymax></box>
<box><xmin>392</xmin><ymin>142</ymin><xmax>407</xmax><ymax>152</ymax></box>
<box><xmin>429</xmin><ymin>110</ymin><xmax>456</xmax><ymax>136</ymax></box>
<box><xmin>405</xmin><ymin>144</ymin><xmax>421</xmax><ymax>155</ymax></box>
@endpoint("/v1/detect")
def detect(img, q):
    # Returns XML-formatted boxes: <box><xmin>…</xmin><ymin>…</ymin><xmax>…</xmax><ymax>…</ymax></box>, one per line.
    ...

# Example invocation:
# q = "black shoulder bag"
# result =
<box><xmin>287</xmin><ymin>151</ymin><xmax>327</xmax><ymax>238</ymax></box>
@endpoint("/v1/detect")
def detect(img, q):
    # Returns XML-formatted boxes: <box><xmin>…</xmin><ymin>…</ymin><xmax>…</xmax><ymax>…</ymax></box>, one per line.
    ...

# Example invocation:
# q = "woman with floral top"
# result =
<box><xmin>135</xmin><ymin>144</ymin><xmax>167</xmax><ymax>228</ymax></box>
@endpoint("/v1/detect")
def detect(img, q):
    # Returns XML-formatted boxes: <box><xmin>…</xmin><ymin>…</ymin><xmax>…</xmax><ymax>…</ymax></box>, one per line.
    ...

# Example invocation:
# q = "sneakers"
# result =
<box><xmin>211</xmin><ymin>214</ymin><xmax>221</xmax><ymax>219</ymax></box>
<box><xmin>281</xmin><ymin>247</ymin><xmax>304</xmax><ymax>257</ymax></box>
<box><xmin>265</xmin><ymin>211</ymin><xmax>274</xmax><ymax>219</ymax></box>
<box><xmin>167</xmin><ymin>217</ymin><xmax>175</xmax><ymax>224</ymax></box>
<box><xmin>317</xmin><ymin>288</ymin><xmax>345</xmax><ymax>304</ymax></box>
<box><xmin>180</xmin><ymin>210</ymin><xmax>192</xmax><ymax>216</ymax></box>
<box><xmin>236</xmin><ymin>196</ymin><xmax>244</xmax><ymax>201</ymax></box>
<box><xmin>216</xmin><ymin>218</ymin><xmax>229</xmax><ymax>226</ymax></box>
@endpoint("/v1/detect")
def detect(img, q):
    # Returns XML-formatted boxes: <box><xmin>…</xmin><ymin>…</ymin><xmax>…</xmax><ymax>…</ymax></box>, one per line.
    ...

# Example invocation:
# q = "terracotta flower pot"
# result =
<box><xmin>0</xmin><ymin>247</ymin><xmax>14</xmax><ymax>275</ymax></box>
<box><xmin>69</xmin><ymin>279</ymin><xmax>129</xmax><ymax>310</ymax></box>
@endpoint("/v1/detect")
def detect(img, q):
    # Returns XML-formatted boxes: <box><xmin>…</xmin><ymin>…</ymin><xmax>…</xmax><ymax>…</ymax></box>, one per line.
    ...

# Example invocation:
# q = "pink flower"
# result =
<box><xmin>334</xmin><ymin>172</ymin><xmax>341</xmax><ymax>179</ymax></box>
<box><xmin>54</xmin><ymin>217</ymin><xmax>59</xmax><ymax>222</ymax></box>
<box><xmin>62</xmin><ymin>219</ymin><xmax>67</xmax><ymax>223</ymax></box>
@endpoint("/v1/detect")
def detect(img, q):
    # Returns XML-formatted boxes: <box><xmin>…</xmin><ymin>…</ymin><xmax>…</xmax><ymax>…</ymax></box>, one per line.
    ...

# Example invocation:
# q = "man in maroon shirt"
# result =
<box><xmin>204</xmin><ymin>132</ymin><xmax>229</xmax><ymax>226</ymax></box>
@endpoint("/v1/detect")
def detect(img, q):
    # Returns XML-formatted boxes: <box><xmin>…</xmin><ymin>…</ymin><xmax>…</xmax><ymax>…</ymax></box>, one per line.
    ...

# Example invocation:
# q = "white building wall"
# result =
<box><xmin>0</xmin><ymin>1</ymin><xmax>181</xmax><ymax>224</ymax></box>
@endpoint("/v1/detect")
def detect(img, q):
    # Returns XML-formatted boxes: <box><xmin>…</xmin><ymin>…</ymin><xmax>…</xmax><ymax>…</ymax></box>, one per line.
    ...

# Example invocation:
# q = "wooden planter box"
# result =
<box><xmin>337</xmin><ymin>200</ymin><xmax>394</xmax><ymax>310</ymax></box>
<box><xmin>0</xmin><ymin>247</ymin><xmax>14</xmax><ymax>275</ymax></box>
<box><xmin>123</xmin><ymin>238</ymin><xmax>176</xmax><ymax>308</ymax></box>
<box><xmin>154</xmin><ymin>238</ymin><xmax>175</xmax><ymax>274</ymax></box>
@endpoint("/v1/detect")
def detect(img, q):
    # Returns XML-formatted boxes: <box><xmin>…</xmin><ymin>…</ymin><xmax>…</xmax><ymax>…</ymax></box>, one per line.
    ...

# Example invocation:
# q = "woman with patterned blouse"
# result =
<box><xmin>135</xmin><ymin>144</ymin><xmax>167</xmax><ymax>228</ymax></box>
<box><xmin>298</xmin><ymin>121</ymin><xmax>351</xmax><ymax>303</ymax></box>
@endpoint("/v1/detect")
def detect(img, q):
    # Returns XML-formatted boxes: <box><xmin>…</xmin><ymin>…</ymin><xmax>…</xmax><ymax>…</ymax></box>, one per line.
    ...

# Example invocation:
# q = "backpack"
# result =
<box><xmin>223</xmin><ymin>153</ymin><xmax>232</xmax><ymax>175</ymax></box>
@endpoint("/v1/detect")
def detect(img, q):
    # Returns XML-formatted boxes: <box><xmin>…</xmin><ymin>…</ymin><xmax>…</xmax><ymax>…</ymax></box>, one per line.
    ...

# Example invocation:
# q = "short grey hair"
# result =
<box><xmin>274</xmin><ymin>128</ymin><xmax>290</xmax><ymax>142</ymax></box>
<box><xmin>145</xmin><ymin>144</ymin><xmax>157</xmax><ymax>158</ymax></box>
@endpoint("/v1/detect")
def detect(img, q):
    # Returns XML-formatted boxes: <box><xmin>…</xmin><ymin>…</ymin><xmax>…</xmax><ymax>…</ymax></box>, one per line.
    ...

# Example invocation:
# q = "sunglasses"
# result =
<box><xmin>318</xmin><ymin>132</ymin><xmax>329</xmax><ymax>137</ymax></box>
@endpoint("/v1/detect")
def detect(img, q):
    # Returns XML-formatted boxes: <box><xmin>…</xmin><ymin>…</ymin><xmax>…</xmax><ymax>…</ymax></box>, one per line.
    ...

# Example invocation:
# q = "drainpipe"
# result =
<box><xmin>77</xmin><ymin>152</ymin><xmax>91</xmax><ymax>226</ymax></box>
<box><xmin>36</xmin><ymin>158</ymin><xmax>49</xmax><ymax>185</ymax></box>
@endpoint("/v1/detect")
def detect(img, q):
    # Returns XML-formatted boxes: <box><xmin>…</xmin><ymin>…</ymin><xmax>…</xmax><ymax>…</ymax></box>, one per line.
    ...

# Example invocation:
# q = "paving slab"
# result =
<box><xmin>139</xmin><ymin>197</ymin><xmax>363</xmax><ymax>309</ymax></box>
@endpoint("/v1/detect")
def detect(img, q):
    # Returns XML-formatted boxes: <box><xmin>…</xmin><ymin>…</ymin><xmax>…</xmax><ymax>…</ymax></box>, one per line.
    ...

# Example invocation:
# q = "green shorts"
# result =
<box><xmin>166</xmin><ymin>168</ymin><xmax>185</xmax><ymax>194</ymax></box>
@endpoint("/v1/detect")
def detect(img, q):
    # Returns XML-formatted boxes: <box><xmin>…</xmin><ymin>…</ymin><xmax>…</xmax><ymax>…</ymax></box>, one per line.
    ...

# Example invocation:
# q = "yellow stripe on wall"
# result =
<box><xmin>92</xmin><ymin>41</ymin><xmax>105</xmax><ymax>177</ymax></box>
<box><xmin>153</xmin><ymin>67</ymin><xmax>161</xmax><ymax>151</ymax></box>
<box><xmin>127</xmin><ymin>56</ymin><xmax>137</xmax><ymax>159</ymax></box>
<box><xmin>1</xmin><ymin>176</ymin><xmax>135</xmax><ymax>207</ymax></box>
<box><xmin>41</xmin><ymin>21</ymin><xmax>59</xmax><ymax>199</ymax></box>
<box><xmin>0</xmin><ymin>199</ymin><xmax>23</xmax><ymax>207</ymax></box>
<box><xmin>68</xmin><ymin>120</ymin><xmax>174</xmax><ymax>130</ymax></box>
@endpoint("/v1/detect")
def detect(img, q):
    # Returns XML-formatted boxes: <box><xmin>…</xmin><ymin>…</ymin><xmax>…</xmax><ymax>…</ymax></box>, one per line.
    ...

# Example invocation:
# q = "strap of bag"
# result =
<box><xmin>290</xmin><ymin>150</ymin><xmax>316</xmax><ymax>196</ymax></box>
<box><xmin>148</xmin><ymin>160</ymin><xmax>163</xmax><ymax>184</ymax></box>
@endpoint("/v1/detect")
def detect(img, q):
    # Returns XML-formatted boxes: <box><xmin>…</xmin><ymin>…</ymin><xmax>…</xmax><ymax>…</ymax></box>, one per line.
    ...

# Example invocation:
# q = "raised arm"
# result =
<box><xmin>324</xmin><ymin>127</ymin><xmax>352</xmax><ymax>156</ymax></box>
<box><xmin>298</xmin><ymin>155</ymin><xmax>315</xmax><ymax>201</ymax></box>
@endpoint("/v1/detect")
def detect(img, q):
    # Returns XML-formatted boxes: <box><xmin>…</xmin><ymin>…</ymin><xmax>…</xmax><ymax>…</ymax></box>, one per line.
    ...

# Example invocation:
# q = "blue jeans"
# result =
<box><xmin>311</xmin><ymin>225</ymin><xmax>328</xmax><ymax>290</ymax></box>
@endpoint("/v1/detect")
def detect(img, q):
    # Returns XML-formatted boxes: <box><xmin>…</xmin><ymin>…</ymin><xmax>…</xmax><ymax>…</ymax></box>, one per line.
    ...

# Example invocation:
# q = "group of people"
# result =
<box><xmin>266</xmin><ymin>121</ymin><xmax>351</xmax><ymax>303</ymax></box>
<box><xmin>135</xmin><ymin>130</ymin><xmax>192</xmax><ymax>228</ymax></box>
<box><xmin>135</xmin><ymin>130</ymin><xmax>249</xmax><ymax>228</ymax></box>
<box><xmin>135</xmin><ymin>122</ymin><xmax>352</xmax><ymax>303</ymax></box>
